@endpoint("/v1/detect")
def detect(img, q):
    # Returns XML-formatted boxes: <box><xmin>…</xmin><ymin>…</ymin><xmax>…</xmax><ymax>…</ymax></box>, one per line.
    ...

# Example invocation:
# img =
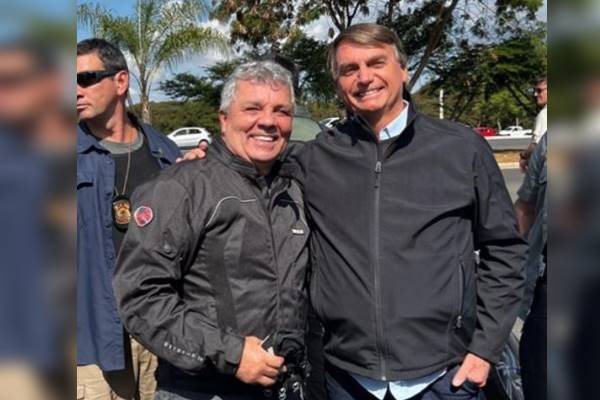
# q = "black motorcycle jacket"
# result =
<box><xmin>113</xmin><ymin>138</ymin><xmax>310</xmax><ymax>390</ymax></box>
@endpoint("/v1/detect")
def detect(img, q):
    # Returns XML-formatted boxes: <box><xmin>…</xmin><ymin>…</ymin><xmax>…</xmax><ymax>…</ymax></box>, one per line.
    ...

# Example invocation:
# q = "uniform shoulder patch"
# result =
<box><xmin>134</xmin><ymin>206</ymin><xmax>154</xmax><ymax>227</ymax></box>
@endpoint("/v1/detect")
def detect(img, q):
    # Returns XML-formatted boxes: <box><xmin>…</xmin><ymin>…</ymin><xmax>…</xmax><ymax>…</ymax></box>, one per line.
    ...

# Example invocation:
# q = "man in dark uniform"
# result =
<box><xmin>77</xmin><ymin>38</ymin><xmax>180</xmax><ymax>399</ymax></box>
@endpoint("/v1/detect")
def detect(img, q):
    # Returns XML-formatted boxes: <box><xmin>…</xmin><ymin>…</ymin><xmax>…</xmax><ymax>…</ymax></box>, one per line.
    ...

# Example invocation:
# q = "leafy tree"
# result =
<box><xmin>131</xmin><ymin>100</ymin><xmax>221</xmax><ymax>135</ymax></box>
<box><xmin>77</xmin><ymin>0</ymin><xmax>228</xmax><ymax>123</ymax></box>
<box><xmin>380</xmin><ymin>0</ymin><xmax>544</xmax><ymax>89</ymax></box>
<box><xmin>159</xmin><ymin>60</ymin><xmax>241</xmax><ymax>105</ymax></box>
<box><xmin>212</xmin><ymin>0</ymin><xmax>370</xmax><ymax>50</ymax></box>
<box><xmin>415</xmin><ymin>29</ymin><xmax>546</xmax><ymax>129</ymax></box>
<box><xmin>212</xmin><ymin>0</ymin><xmax>544</xmax><ymax>90</ymax></box>
<box><xmin>280</xmin><ymin>31</ymin><xmax>337</xmax><ymax>102</ymax></box>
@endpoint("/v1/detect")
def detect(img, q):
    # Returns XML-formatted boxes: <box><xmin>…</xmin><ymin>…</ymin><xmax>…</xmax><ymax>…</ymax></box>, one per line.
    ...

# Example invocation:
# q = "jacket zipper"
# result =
<box><xmin>373</xmin><ymin>146</ymin><xmax>387</xmax><ymax>380</ymax></box>
<box><xmin>254</xmin><ymin>179</ymin><xmax>283</xmax><ymax>332</ymax></box>
<box><xmin>455</xmin><ymin>261</ymin><xmax>465</xmax><ymax>329</ymax></box>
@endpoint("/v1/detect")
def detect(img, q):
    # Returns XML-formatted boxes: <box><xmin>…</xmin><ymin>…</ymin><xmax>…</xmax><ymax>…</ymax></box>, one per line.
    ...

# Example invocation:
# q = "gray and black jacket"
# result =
<box><xmin>113</xmin><ymin>137</ymin><xmax>310</xmax><ymax>392</ymax></box>
<box><xmin>289</xmin><ymin>102</ymin><xmax>527</xmax><ymax>381</ymax></box>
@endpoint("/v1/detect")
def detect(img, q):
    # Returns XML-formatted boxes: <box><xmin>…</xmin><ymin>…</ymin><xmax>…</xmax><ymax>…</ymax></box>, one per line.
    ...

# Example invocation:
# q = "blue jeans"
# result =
<box><xmin>326</xmin><ymin>365</ymin><xmax>479</xmax><ymax>400</ymax></box>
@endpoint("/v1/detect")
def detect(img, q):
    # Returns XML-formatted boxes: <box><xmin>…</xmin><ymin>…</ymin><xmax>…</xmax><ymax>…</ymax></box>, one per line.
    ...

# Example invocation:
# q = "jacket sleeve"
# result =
<box><xmin>112</xmin><ymin>175</ymin><xmax>244</xmax><ymax>375</ymax></box>
<box><xmin>517</xmin><ymin>133</ymin><xmax>547</xmax><ymax>204</ymax></box>
<box><xmin>468</xmin><ymin>135</ymin><xmax>528</xmax><ymax>363</ymax></box>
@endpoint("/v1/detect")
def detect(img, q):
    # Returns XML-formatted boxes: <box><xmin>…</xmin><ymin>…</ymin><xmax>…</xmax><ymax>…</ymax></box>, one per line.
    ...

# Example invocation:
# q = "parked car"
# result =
<box><xmin>474</xmin><ymin>126</ymin><xmax>497</xmax><ymax>137</ymax></box>
<box><xmin>498</xmin><ymin>126</ymin><xmax>532</xmax><ymax>137</ymax></box>
<box><xmin>167</xmin><ymin>127</ymin><xmax>212</xmax><ymax>148</ymax></box>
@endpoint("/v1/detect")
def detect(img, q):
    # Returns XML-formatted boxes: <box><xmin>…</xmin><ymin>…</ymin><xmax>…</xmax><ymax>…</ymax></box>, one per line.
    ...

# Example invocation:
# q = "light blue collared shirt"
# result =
<box><xmin>378</xmin><ymin>100</ymin><xmax>409</xmax><ymax>140</ymax></box>
<box><xmin>350</xmin><ymin>100</ymin><xmax>448</xmax><ymax>399</ymax></box>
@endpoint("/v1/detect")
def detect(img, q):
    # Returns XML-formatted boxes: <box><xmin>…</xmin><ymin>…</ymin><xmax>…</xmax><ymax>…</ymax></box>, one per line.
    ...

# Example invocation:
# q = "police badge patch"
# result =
<box><xmin>134</xmin><ymin>206</ymin><xmax>154</xmax><ymax>227</ymax></box>
<box><xmin>112</xmin><ymin>195</ymin><xmax>131</xmax><ymax>231</ymax></box>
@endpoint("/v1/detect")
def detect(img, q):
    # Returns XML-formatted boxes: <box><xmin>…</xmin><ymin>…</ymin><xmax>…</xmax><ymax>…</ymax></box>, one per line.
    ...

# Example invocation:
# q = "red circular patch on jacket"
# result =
<box><xmin>134</xmin><ymin>206</ymin><xmax>154</xmax><ymax>227</ymax></box>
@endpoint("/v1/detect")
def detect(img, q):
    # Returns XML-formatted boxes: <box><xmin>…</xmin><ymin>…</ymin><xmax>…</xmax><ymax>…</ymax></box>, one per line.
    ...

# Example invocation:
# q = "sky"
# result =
<box><xmin>76</xmin><ymin>0</ymin><xmax>547</xmax><ymax>103</ymax></box>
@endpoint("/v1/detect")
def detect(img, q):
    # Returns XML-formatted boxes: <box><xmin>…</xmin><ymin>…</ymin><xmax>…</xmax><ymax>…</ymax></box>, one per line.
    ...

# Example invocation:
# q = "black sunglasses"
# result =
<box><xmin>77</xmin><ymin>70</ymin><xmax>119</xmax><ymax>88</ymax></box>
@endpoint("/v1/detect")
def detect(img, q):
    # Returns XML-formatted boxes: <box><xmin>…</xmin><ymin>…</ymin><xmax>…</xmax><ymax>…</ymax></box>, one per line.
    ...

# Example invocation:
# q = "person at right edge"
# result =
<box><xmin>514</xmin><ymin>133</ymin><xmax>547</xmax><ymax>400</ymax></box>
<box><xmin>519</xmin><ymin>76</ymin><xmax>547</xmax><ymax>172</ymax></box>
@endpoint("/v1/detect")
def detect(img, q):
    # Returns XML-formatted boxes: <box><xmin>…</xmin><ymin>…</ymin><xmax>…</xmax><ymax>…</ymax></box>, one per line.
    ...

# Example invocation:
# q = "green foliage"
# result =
<box><xmin>159</xmin><ymin>59</ymin><xmax>241</xmax><ymax>105</ymax></box>
<box><xmin>212</xmin><ymin>0</ymin><xmax>370</xmax><ymax>50</ymax></box>
<box><xmin>281</xmin><ymin>31</ymin><xmax>337</xmax><ymax>102</ymax></box>
<box><xmin>131</xmin><ymin>100</ymin><xmax>221</xmax><ymax>135</ymax></box>
<box><xmin>212</xmin><ymin>0</ymin><xmax>296</xmax><ymax>50</ymax></box>
<box><xmin>77</xmin><ymin>0</ymin><xmax>228</xmax><ymax>123</ymax></box>
<box><xmin>305</xmin><ymin>100</ymin><xmax>345</xmax><ymax>121</ymax></box>
<box><xmin>415</xmin><ymin>30</ymin><xmax>546</xmax><ymax>129</ymax></box>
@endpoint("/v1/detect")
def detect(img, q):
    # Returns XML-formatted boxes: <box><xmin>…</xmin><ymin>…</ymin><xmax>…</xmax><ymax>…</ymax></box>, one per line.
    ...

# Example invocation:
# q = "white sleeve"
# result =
<box><xmin>532</xmin><ymin>106</ymin><xmax>547</xmax><ymax>143</ymax></box>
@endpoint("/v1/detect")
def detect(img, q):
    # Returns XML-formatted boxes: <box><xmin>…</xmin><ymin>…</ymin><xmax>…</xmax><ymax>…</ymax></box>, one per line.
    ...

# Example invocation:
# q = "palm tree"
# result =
<box><xmin>78</xmin><ymin>0</ymin><xmax>228</xmax><ymax>123</ymax></box>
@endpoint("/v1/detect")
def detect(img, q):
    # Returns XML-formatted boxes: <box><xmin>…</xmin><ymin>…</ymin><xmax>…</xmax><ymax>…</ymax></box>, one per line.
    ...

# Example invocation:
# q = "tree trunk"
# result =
<box><xmin>408</xmin><ymin>0</ymin><xmax>460</xmax><ymax>91</ymax></box>
<box><xmin>141</xmin><ymin>93</ymin><xmax>151</xmax><ymax>124</ymax></box>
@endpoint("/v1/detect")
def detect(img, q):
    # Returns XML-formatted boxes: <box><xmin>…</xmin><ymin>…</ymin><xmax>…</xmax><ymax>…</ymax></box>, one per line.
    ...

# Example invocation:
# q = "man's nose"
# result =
<box><xmin>257</xmin><ymin>111</ymin><xmax>276</xmax><ymax>129</ymax></box>
<box><xmin>357</xmin><ymin>65</ymin><xmax>373</xmax><ymax>84</ymax></box>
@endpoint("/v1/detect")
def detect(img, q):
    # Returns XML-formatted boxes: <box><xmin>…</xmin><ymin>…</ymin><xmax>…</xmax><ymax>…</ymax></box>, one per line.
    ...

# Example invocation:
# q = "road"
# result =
<box><xmin>487</xmin><ymin>136</ymin><xmax>530</xmax><ymax>151</ymax></box>
<box><xmin>502</xmin><ymin>167</ymin><xmax>523</xmax><ymax>202</ymax></box>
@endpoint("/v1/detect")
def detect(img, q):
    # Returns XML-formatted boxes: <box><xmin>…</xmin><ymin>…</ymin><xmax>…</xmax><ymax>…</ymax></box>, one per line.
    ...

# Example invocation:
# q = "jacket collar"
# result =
<box><xmin>77</xmin><ymin>113</ymin><xmax>168</xmax><ymax>160</ymax></box>
<box><xmin>211</xmin><ymin>136</ymin><xmax>284</xmax><ymax>181</ymax></box>
<box><xmin>349</xmin><ymin>90</ymin><xmax>418</xmax><ymax>141</ymax></box>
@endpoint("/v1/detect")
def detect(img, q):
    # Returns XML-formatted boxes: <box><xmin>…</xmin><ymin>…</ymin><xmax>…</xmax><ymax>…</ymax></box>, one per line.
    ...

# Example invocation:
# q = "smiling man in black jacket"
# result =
<box><xmin>290</xmin><ymin>24</ymin><xmax>527</xmax><ymax>400</ymax></box>
<box><xmin>113</xmin><ymin>61</ymin><xmax>310</xmax><ymax>400</ymax></box>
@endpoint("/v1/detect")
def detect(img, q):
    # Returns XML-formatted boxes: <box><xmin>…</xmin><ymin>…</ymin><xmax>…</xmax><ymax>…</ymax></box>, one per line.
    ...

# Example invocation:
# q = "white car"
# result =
<box><xmin>167</xmin><ymin>127</ymin><xmax>212</xmax><ymax>148</ymax></box>
<box><xmin>498</xmin><ymin>126</ymin><xmax>533</xmax><ymax>137</ymax></box>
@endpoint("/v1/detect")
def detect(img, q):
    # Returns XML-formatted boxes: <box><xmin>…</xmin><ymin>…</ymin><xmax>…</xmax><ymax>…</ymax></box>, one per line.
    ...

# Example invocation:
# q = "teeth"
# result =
<box><xmin>253</xmin><ymin>135</ymin><xmax>276</xmax><ymax>142</ymax></box>
<box><xmin>357</xmin><ymin>88</ymin><xmax>381</xmax><ymax>98</ymax></box>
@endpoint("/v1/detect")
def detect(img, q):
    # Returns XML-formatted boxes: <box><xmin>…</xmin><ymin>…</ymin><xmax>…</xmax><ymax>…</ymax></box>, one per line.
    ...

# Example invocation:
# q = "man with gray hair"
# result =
<box><xmin>113</xmin><ymin>60</ymin><xmax>310</xmax><ymax>399</ymax></box>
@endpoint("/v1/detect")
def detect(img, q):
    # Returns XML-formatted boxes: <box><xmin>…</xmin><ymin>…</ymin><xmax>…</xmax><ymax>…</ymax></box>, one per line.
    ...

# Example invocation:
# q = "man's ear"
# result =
<box><xmin>218</xmin><ymin>110</ymin><xmax>227</xmax><ymax>136</ymax></box>
<box><xmin>115</xmin><ymin>70</ymin><xmax>129</xmax><ymax>97</ymax></box>
<box><xmin>401</xmin><ymin>66</ymin><xmax>409</xmax><ymax>84</ymax></box>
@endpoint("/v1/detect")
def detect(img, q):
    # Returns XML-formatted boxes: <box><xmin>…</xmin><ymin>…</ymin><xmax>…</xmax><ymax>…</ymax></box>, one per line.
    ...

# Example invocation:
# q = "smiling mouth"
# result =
<box><xmin>250</xmin><ymin>134</ymin><xmax>279</xmax><ymax>142</ymax></box>
<box><xmin>355</xmin><ymin>87</ymin><xmax>384</xmax><ymax>99</ymax></box>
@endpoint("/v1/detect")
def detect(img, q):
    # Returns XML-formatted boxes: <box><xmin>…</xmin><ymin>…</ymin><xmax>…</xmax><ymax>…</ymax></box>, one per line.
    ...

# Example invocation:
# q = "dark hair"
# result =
<box><xmin>327</xmin><ymin>23</ymin><xmax>407</xmax><ymax>79</ymax></box>
<box><xmin>77</xmin><ymin>38</ymin><xmax>128</xmax><ymax>72</ymax></box>
<box><xmin>535</xmin><ymin>75</ymin><xmax>547</xmax><ymax>85</ymax></box>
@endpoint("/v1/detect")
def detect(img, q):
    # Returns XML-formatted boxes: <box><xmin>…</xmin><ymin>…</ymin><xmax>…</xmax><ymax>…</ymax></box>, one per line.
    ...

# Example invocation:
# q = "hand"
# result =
<box><xmin>176</xmin><ymin>141</ymin><xmax>209</xmax><ymax>163</ymax></box>
<box><xmin>519</xmin><ymin>156</ymin><xmax>529</xmax><ymax>172</ymax></box>
<box><xmin>451</xmin><ymin>353</ymin><xmax>491</xmax><ymax>389</ymax></box>
<box><xmin>235</xmin><ymin>336</ymin><xmax>285</xmax><ymax>387</ymax></box>
<box><xmin>519</xmin><ymin>143</ymin><xmax>536</xmax><ymax>172</ymax></box>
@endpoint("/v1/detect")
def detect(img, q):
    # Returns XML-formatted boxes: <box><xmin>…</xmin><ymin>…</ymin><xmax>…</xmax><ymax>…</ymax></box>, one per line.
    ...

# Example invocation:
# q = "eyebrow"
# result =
<box><xmin>239</xmin><ymin>101</ymin><xmax>263</xmax><ymax>107</ymax></box>
<box><xmin>338</xmin><ymin>55</ymin><xmax>388</xmax><ymax>70</ymax></box>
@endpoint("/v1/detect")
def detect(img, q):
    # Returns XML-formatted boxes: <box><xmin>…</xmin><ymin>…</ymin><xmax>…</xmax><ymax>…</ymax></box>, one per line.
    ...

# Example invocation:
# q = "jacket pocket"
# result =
<box><xmin>77</xmin><ymin>173</ymin><xmax>94</xmax><ymax>228</ymax></box>
<box><xmin>77</xmin><ymin>172</ymin><xmax>93</xmax><ymax>189</ymax></box>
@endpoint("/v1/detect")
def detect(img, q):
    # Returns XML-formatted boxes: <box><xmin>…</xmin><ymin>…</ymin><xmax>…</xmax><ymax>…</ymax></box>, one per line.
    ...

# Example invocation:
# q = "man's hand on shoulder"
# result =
<box><xmin>176</xmin><ymin>141</ymin><xmax>209</xmax><ymax>163</ymax></box>
<box><xmin>452</xmin><ymin>353</ymin><xmax>491</xmax><ymax>389</ymax></box>
<box><xmin>235</xmin><ymin>336</ymin><xmax>285</xmax><ymax>387</ymax></box>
